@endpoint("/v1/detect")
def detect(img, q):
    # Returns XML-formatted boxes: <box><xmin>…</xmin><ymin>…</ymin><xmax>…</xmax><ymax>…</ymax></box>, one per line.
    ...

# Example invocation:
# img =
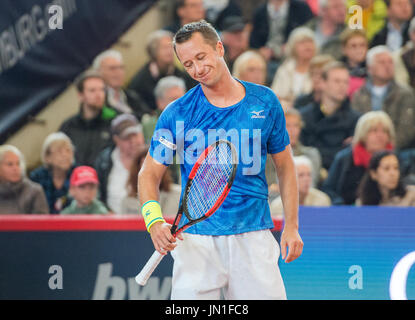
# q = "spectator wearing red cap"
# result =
<box><xmin>61</xmin><ymin>166</ymin><xmax>108</xmax><ymax>214</ymax></box>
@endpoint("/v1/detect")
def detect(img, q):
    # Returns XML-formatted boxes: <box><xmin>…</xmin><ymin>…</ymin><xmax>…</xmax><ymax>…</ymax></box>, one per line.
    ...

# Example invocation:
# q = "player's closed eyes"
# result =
<box><xmin>184</xmin><ymin>53</ymin><xmax>207</xmax><ymax>68</ymax></box>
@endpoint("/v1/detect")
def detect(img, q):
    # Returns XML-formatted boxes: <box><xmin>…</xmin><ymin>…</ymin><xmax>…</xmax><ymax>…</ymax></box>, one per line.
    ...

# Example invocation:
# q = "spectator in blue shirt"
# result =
<box><xmin>30</xmin><ymin>132</ymin><xmax>76</xmax><ymax>214</ymax></box>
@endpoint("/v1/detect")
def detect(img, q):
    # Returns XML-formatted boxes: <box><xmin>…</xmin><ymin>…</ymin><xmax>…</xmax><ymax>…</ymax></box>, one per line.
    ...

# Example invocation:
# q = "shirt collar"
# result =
<box><xmin>267</xmin><ymin>1</ymin><xmax>288</xmax><ymax>19</ymax></box>
<box><xmin>366</xmin><ymin>78</ymin><xmax>391</xmax><ymax>93</ymax></box>
<box><xmin>387</xmin><ymin>21</ymin><xmax>406</xmax><ymax>33</ymax></box>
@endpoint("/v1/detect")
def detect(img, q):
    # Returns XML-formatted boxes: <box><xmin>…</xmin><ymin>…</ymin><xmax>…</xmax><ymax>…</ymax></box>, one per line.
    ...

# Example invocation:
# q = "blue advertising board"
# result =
<box><xmin>0</xmin><ymin>207</ymin><xmax>414</xmax><ymax>300</ymax></box>
<box><xmin>279</xmin><ymin>207</ymin><xmax>415</xmax><ymax>300</ymax></box>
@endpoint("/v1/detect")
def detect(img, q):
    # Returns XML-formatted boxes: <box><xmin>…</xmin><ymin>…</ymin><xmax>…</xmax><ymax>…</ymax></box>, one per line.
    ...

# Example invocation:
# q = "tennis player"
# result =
<box><xmin>138</xmin><ymin>20</ymin><xmax>303</xmax><ymax>300</ymax></box>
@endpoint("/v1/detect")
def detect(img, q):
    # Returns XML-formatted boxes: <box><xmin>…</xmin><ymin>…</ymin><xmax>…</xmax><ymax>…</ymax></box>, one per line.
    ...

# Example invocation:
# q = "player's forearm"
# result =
<box><xmin>138</xmin><ymin>168</ymin><xmax>161</xmax><ymax>207</ymax></box>
<box><xmin>138</xmin><ymin>167</ymin><xmax>168</xmax><ymax>232</ymax></box>
<box><xmin>277</xmin><ymin>163</ymin><xmax>299</xmax><ymax>230</ymax></box>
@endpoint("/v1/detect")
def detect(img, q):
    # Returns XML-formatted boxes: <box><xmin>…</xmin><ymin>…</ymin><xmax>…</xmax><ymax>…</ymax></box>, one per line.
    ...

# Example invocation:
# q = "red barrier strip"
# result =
<box><xmin>0</xmin><ymin>215</ymin><xmax>283</xmax><ymax>232</ymax></box>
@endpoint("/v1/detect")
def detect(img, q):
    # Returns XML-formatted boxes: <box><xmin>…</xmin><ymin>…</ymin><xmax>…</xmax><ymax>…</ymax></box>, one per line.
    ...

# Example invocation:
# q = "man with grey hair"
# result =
<box><xmin>93</xmin><ymin>49</ymin><xmax>152</xmax><ymax>121</ymax></box>
<box><xmin>351</xmin><ymin>45</ymin><xmax>415</xmax><ymax>149</ymax></box>
<box><xmin>141</xmin><ymin>76</ymin><xmax>186</xmax><ymax>184</ymax></box>
<box><xmin>303</xmin><ymin>0</ymin><xmax>347</xmax><ymax>59</ymax></box>
<box><xmin>128</xmin><ymin>30</ymin><xmax>196</xmax><ymax>111</ymax></box>
<box><xmin>270</xmin><ymin>155</ymin><xmax>330</xmax><ymax>218</ymax></box>
<box><xmin>142</xmin><ymin>76</ymin><xmax>186</xmax><ymax>144</ymax></box>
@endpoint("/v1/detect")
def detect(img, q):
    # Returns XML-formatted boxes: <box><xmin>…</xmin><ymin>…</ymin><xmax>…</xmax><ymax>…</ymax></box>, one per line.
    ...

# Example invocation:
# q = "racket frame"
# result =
<box><xmin>172</xmin><ymin>139</ymin><xmax>237</xmax><ymax>235</ymax></box>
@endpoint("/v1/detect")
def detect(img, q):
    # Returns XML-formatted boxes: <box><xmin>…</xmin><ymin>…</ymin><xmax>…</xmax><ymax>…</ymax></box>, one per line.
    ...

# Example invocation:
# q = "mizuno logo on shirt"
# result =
<box><xmin>251</xmin><ymin>110</ymin><xmax>265</xmax><ymax>119</ymax></box>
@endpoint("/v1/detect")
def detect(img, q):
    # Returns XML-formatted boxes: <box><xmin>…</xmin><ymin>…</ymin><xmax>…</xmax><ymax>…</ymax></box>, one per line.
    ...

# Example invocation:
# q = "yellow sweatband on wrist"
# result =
<box><xmin>141</xmin><ymin>200</ymin><xmax>165</xmax><ymax>232</ymax></box>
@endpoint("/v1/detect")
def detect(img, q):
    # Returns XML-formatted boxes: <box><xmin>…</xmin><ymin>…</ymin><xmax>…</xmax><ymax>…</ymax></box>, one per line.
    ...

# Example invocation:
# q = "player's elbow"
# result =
<box><xmin>138</xmin><ymin>165</ymin><xmax>154</xmax><ymax>186</ymax></box>
<box><xmin>138</xmin><ymin>157</ymin><xmax>165</xmax><ymax>188</ymax></box>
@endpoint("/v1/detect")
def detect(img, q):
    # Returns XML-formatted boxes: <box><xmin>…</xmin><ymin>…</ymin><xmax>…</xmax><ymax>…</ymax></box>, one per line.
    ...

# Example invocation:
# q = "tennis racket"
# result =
<box><xmin>135</xmin><ymin>139</ymin><xmax>238</xmax><ymax>286</ymax></box>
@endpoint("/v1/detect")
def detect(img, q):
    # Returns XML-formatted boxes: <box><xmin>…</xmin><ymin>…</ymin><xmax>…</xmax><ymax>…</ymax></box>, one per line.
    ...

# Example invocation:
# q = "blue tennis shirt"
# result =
<box><xmin>149</xmin><ymin>80</ymin><xmax>290</xmax><ymax>235</ymax></box>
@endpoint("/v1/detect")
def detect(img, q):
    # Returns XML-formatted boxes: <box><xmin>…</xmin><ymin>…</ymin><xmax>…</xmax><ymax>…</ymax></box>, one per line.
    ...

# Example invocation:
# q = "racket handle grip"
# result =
<box><xmin>135</xmin><ymin>250</ymin><xmax>164</xmax><ymax>286</ymax></box>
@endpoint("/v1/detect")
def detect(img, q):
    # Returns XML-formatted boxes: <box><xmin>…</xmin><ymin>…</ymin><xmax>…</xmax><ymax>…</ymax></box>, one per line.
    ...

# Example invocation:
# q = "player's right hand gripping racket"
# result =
<box><xmin>135</xmin><ymin>139</ymin><xmax>238</xmax><ymax>286</ymax></box>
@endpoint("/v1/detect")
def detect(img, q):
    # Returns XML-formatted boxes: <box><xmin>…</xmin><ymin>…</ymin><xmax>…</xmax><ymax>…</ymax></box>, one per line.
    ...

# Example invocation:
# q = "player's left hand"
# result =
<box><xmin>280</xmin><ymin>227</ymin><xmax>303</xmax><ymax>263</ymax></box>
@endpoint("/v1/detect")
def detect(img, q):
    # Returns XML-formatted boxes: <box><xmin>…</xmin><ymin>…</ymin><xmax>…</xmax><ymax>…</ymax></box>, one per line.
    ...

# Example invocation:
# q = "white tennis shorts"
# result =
<box><xmin>170</xmin><ymin>229</ymin><xmax>287</xmax><ymax>300</ymax></box>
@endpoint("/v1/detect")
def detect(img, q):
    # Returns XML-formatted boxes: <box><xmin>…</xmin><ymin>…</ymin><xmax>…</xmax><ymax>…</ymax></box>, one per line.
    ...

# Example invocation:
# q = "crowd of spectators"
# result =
<box><xmin>1</xmin><ymin>0</ymin><xmax>415</xmax><ymax>216</ymax></box>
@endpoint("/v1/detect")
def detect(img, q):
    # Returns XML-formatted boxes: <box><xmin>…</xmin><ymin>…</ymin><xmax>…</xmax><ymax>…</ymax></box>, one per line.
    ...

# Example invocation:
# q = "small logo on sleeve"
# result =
<box><xmin>251</xmin><ymin>110</ymin><xmax>266</xmax><ymax>119</ymax></box>
<box><xmin>159</xmin><ymin>137</ymin><xmax>177</xmax><ymax>150</ymax></box>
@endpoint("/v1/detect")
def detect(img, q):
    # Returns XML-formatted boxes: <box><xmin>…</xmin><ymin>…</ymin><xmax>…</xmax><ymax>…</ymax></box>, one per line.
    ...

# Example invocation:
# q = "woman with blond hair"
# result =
<box><xmin>0</xmin><ymin>145</ymin><xmax>49</xmax><ymax>214</ymax></box>
<box><xmin>30</xmin><ymin>132</ymin><xmax>76</xmax><ymax>213</ymax></box>
<box><xmin>232</xmin><ymin>50</ymin><xmax>267</xmax><ymax>85</ymax></box>
<box><xmin>271</xmin><ymin>27</ymin><xmax>317</xmax><ymax>110</ymax></box>
<box><xmin>322</xmin><ymin>110</ymin><xmax>396</xmax><ymax>204</ymax></box>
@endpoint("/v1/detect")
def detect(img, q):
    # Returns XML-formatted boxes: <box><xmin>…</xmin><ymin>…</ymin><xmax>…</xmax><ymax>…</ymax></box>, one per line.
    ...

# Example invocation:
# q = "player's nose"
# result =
<box><xmin>194</xmin><ymin>62</ymin><xmax>204</xmax><ymax>75</ymax></box>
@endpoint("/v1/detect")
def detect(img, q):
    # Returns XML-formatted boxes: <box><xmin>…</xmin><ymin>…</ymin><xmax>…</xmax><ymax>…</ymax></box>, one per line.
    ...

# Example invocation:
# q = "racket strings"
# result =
<box><xmin>187</xmin><ymin>168</ymin><xmax>221</xmax><ymax>218</ymax></box>
<box><xmin>186</xmin><ymin>143</ymin><xmax>234</xmax><ymax>220</ymax></box>
<box><xmin>188</xmin><ymin>170</ymin><xmax>227</xmax><ymax>219</ymax></box>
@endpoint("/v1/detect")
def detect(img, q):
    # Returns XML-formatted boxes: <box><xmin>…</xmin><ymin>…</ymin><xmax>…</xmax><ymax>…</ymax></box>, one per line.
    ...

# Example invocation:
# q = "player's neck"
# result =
<box><xmin>201</xmin><ymin>71</ymin><xmax>245</xmax><ymax>108</ymax></box>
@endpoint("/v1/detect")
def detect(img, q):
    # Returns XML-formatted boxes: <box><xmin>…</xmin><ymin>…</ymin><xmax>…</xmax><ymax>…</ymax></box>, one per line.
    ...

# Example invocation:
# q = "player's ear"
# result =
<box><xmin>216</xmin><ymin>41</ymin><xmax>225</xmax><ymax>57</ymax></box>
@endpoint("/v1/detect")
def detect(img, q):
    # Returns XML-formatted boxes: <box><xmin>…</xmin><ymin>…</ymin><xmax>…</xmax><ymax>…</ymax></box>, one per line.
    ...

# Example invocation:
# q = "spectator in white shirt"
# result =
<box><xmin>271</xmin><ymin>27</ymin><xmax>317</xmax><ymax>110</ymax></box>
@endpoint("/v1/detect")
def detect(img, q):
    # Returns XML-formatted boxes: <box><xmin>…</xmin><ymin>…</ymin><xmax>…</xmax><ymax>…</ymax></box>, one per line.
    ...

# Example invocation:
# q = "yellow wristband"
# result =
<box><xmin>141</xmin><ymin>200</ymin><xmax>165</xmax><ymax>232</ymax></box>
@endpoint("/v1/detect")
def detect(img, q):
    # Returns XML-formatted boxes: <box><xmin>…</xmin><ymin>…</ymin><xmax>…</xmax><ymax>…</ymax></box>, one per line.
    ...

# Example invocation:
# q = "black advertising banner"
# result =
<box><xmin>0</xmin><ymin>0</ymin><xmax>156</xmax><ymax>142</ymax></box>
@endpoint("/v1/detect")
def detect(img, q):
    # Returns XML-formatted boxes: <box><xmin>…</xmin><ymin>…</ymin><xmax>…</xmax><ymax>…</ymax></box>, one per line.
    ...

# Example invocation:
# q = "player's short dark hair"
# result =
<box><xmin>173</xmin><ymin>20</ymin><xmax>221</xmax><ymax>54</ymax></box>
<box><xmin>75</xmin><ymin>70</ymin><xmax>104</xmax><ymax>93</ymax></box>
